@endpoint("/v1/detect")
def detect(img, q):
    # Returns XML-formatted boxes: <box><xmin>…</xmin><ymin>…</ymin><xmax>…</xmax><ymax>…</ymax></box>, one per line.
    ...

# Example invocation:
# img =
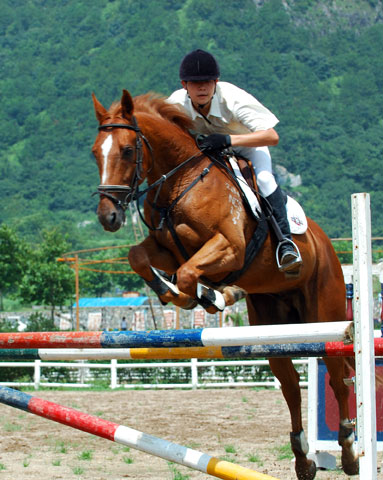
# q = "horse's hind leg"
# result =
<box><xmin>268</xmin><ymin>358</ymin><xmax>316</xmax><ymax>480</ymax></box>
<box><xmin>323</xmin><ymin>357</ymin><xmax>359</xmax><ymax>475</ymax></box>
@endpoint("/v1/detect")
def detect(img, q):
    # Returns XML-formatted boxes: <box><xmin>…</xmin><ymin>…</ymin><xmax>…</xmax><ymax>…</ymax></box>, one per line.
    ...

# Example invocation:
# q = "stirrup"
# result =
<box><xmin>276</xmin><ymin>239</ymin><xmax>302</xmax><ymax>273</ymax></box>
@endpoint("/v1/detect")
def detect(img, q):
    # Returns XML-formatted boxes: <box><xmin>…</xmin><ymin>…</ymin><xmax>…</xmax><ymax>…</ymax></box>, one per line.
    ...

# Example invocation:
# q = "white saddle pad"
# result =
<box><xmin>228</xmin><ymin>157</ymin><xmax>308</xmax><ymax>235</ymax></box>
<box><xmin>286</xmin><ymin>195</ymin><xmax>308</xmax><ymax>234</ymax></box>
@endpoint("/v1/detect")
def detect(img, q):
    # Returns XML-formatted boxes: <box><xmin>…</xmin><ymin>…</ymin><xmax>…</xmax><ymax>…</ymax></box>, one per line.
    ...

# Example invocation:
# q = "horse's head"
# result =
<box><xmin>91</xmin><ymin>90</ymin><xmax>152</xmax><ymax>232</ymax></box>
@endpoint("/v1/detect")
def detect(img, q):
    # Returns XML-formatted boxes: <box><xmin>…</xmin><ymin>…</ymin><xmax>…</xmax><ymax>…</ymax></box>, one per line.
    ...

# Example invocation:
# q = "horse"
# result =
<box><xmin>91</xmin><ymin>89</ymin><xmax>358</xmax><ymax>480</ymax></box>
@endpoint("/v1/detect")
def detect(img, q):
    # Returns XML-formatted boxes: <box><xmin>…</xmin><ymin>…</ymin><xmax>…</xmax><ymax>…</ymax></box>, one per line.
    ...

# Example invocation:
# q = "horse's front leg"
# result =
<box><xmin>176</xmin><ymin>232</ymin><xmax>246</xmax><ymax>313</ymax></box>
<box><xmin>268</xmin><ymin>358</ymin><xmax>317</xmax><ymax>480</ymax></box>
<box><xmin>128</xmin><ymin>236</ymin><xmax>197</xmax><ymax>309</ymax></box>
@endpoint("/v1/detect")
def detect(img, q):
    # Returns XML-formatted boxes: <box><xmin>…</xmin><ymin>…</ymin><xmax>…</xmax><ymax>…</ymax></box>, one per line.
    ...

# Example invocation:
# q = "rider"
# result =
<box><xmin>167</xmin><ymin>49</ymin><xmax>302</xmax><ymax>273</ymax></box>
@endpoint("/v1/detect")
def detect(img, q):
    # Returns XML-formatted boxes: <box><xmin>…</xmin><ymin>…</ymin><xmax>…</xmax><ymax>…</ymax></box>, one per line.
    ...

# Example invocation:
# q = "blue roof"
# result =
<box><xmin>74</xmin><ymin>297</ymin><xmax>149</xmax><ymax>308</ymax></box>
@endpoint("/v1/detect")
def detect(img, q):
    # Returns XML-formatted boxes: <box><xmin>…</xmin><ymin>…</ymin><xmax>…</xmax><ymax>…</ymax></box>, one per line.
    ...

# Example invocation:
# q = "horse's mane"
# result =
<box><xmin>109</xmin><ymin>93</ymin><xmax>193</xmax><ymax>133</ymax></box>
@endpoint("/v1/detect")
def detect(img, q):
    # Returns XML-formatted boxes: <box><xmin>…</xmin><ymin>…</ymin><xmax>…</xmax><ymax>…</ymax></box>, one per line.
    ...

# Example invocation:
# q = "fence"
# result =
<box><xmin>0</xmin><ymin>357</ymin><xmax>308</xmax><ymax>390</ymax></box>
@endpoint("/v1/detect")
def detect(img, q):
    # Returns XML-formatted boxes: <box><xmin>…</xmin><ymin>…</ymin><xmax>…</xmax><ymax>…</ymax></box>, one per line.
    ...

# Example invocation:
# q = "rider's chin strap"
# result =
<box><xmin>186</xmin><ymin>88</ymin><xmax>213</xmax><ymax>125</ymax></box>
<box><xmin>196</xmin><ymin>105</ymin><xmax>212</xmax><ymax>125</ymax></box>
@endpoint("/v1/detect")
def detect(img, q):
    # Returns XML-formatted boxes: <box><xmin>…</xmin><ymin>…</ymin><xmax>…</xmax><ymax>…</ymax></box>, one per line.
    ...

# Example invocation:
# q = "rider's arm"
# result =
<box><xmin>229</xmin><ymin>128</ymin><xmax>279</xmax><ymax>148</ymax></box>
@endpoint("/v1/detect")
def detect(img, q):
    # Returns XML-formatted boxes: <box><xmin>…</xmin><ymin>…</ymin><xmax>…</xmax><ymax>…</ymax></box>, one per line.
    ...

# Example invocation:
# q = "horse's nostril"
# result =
<box><xmin>110</xmin><ymin>212</ymin><xmax>116</xmax><ymax>224</ymax></box>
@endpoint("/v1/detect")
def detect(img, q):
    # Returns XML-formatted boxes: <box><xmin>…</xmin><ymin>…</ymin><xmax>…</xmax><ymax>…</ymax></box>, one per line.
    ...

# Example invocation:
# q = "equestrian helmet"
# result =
<box><xmin>179</xmin><ymin>49</ymin><xmax>220</xmax><ymax>81</ymax></box>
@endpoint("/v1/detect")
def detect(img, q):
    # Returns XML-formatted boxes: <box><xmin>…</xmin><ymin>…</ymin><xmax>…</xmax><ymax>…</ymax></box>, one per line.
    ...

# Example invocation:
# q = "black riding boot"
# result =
<box><xmin>266</xmin><ymin>187</ymin><xmax>302</xmax><ymax>273</ymax></box>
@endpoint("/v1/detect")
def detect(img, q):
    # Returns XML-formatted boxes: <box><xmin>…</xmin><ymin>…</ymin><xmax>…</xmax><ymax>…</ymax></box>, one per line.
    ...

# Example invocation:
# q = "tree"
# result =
<box><xmin>20</xmin><ymin>229</ymin><xmax>74</xmax><ymax>319</ymax></box>
<box><xmin>0</xmin><ymin>224</ymin><xmax>26</xmax><ymax>310</ymax></box>
<box><xmin>26</xmin><ymin>311</ymin><xmax>58</xmax><ymax>331</ymax></box>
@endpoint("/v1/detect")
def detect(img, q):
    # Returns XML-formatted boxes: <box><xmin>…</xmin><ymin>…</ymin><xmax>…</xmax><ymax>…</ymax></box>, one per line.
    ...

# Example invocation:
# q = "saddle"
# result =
<box><xmin>223</xmin><ymin>152</ymin><xmax>307</xmax><ymax>235</ymax></box>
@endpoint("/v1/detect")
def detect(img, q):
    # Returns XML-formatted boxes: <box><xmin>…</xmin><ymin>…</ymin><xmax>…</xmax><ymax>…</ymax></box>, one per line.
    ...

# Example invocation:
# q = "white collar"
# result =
<box><xmin>188</xmin><ymin>93</ymin><xmax>222</xmax><ymax>121</ymax></box>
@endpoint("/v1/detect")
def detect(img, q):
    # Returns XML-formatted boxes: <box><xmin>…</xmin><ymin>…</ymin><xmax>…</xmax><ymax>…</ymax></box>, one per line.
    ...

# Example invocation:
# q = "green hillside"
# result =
<box><xmin>1</xmin><ymin>0</ymin><xmax>383</xmax><ymax>251</ymax></box>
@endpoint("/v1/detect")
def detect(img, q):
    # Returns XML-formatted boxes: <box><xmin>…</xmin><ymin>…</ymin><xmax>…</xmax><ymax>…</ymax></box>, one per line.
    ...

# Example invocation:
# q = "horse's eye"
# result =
<box><xmin>122</xmin><ymin>146</ymin><xmax>134</xmax><ymax>159</ymax></box>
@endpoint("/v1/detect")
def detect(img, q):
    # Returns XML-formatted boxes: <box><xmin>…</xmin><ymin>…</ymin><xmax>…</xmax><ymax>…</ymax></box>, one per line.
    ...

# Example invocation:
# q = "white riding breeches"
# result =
<box><xmin>233</xmin><ymin>145</ymin><xmax>278</xmax><ymax>197</ymax></box>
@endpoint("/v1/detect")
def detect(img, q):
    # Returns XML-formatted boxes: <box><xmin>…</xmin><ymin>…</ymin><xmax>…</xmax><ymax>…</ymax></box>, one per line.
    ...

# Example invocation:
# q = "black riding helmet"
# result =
<box><xmin>179</xmin><ymin>49</ymin><xmax>220</xmax><ymax>81</ymax></box>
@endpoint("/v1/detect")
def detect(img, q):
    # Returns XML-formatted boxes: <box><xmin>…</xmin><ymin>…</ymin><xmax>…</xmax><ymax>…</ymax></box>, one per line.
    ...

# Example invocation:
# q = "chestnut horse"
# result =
<box><xmin>91</xmin><ymin>89</ymin><xmax>358</xmax><ymax>479</ymax></box>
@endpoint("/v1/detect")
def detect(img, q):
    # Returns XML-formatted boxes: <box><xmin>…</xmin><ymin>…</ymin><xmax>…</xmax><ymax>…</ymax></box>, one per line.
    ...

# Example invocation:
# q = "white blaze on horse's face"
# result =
<box><xmin>101</xmin><ymin>134</ymin><xmax>113</xmax><ymax>184</ymax></box>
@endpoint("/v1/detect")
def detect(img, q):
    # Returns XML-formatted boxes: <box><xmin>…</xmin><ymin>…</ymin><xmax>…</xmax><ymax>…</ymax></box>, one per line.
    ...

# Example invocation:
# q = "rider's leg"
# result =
<box><xmin>235</xmin><ymin>146</ymin><xmax>302</xmax><ymax>272</ymax></box>
<box><xmin>264</xmin><ymin>183</ymin><xmax>302</xmax><ymax>271</ymax></box>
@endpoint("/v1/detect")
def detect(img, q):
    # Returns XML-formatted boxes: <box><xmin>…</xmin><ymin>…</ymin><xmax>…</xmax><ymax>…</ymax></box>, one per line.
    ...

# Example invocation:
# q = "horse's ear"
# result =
<box><xmin>121</xmin><ymin>89</ymin><xmax>134</xmax><ymax>119</ymax></box>
<box><xmin>92</xmin><ymin>93</ymin><xmax>108</xmax><ymax>123</ymax></box>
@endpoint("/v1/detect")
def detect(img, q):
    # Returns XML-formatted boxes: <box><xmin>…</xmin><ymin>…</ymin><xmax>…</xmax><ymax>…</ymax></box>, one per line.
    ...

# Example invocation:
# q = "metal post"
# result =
<box><xmin>352</xmin><ymin>193</ymin><xmax>377</xmax><ymax>479</ymax></box>
<box><xmin>191</xmin><ymin>358</ymin><xmax>198</xmax><ymax>390</ymax></box>
<box><xmin>111</xmin><ymin>359</ymin><xmax>118</xmax><ymax>389</ymax></box>
<box><xmin>34</xmin><ymin>360</ymin><xmax>41</xmax><ymax>390</ymax></box>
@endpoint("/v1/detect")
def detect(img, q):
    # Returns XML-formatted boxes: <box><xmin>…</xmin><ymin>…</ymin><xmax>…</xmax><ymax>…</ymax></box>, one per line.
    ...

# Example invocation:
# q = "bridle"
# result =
<box><xmin>95</xmin><ymin>116</ymin><xmax>153</xmax><ymax>210</ymax></box>
<box><xmin>94</xmin><ymin>115</ymin><xmax>208</xmax><ymax>231</ymax></box>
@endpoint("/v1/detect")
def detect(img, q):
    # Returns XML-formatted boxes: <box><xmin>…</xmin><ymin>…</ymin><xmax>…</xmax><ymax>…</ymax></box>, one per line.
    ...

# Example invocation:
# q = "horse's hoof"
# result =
<box><xmin>196</xmin><ymin>284</ymin><xmax>225</xmax><ymax>311</ymax></box>
<box><xmin>221</xmin><ymin>285</ymin><xmax>247</xmax><ymax>305</ymax></box>
<box><xmin>342</xmin><ymin>453</ymin><xmax>359</xmax><ymax>475</ymax></box>
<box><xmin>339</xmin><ymin>422</ymin><xmax>359</xmax><ymax>475</ymax></box>
<box><xmin>295</xmin><ymin>458</ymin><xmax>316</xmax><ymax>480</ymax></box>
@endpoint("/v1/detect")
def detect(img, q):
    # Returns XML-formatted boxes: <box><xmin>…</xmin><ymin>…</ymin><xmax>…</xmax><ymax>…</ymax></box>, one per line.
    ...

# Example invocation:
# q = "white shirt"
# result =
<box><xmin>167</xmin><ymin>81</ymin><xmax>279</xmax><ymax>136</ymax></box>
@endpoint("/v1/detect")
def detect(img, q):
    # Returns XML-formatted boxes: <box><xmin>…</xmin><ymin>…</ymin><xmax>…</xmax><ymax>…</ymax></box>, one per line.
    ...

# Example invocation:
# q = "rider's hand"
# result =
<box><xmin>199</xmin><ymin>134</ymin><xmax>231</xmax><ymax>151</ymax></box>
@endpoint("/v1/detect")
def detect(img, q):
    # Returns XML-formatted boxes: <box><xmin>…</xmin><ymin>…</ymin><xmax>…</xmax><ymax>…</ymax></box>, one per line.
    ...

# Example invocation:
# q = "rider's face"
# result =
<box><xmin>181</xmin><ymin>80</ymin><xmax>217</xmax><ymax>109</ymax></box>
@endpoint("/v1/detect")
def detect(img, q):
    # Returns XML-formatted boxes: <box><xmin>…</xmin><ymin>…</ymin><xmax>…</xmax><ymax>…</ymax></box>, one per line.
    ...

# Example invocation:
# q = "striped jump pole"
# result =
<box><xmin>1</xmin><ymin>337</ymin><xmax>383</xmax><ymax>361</ymax></box>
<box><xmin>0</xmin><ymin>385</ymin><xmax>277</xmax><ymax>480</ymax></box>
<box><xmin>0</xmin><ymin>321</ymin><xmax>353</xmax><ymax>349</ymax></box>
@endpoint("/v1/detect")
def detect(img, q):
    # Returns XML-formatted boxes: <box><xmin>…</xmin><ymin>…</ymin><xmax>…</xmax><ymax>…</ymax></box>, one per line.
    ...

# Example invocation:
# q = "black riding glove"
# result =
<box><xmin>199</xmin><ymin>134</ymin><xmax>231</xmax><ymax>151</ymax></box>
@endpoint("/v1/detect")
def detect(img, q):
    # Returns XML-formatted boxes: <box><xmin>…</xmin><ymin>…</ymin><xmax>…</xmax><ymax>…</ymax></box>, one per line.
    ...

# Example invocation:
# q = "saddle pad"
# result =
<box><xmin>228</xmin><ymin>157</ymin><xmax>261</xmax><ymax>218</ymax></box>
<box><xmin>286</xmin><ymin>195</ymin><xmax>308</xmax><ymax>234</ymax></box>
<box><xmin>228</xmin><ymin>157</ymin><xmax>308</xmax><ymax>235</ymax></box>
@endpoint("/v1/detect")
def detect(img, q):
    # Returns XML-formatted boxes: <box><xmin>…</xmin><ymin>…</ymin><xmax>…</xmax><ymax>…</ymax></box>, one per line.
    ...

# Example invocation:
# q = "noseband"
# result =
<box><xmin>95</xmin><ymin>116</ymin><xmax>153</xmax><ymax>210</ymax></box>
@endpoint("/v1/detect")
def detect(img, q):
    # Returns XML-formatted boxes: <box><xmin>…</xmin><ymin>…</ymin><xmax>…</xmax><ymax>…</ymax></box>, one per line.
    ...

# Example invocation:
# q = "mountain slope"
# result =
<box><xmin>1</xmin><ymin>0</ymin><xmax>382</xmax><ymax>248</ymax></box>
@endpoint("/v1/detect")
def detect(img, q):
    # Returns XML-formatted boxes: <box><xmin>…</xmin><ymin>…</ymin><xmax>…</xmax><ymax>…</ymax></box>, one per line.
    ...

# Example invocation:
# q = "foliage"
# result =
<box><xmin>226</xmin><ymin>311</ymin><xmax>246</xmax><ymax>327</ymax></box>
<box><xmin>0</xmin><ymin>225</ymin><xmax>26</xmax><ymax>309</ymax></box>
<box><xmin>19</xmin><ymin>229</ymin><xmax>74</xmax><ymax>317</ymax></box>
<box><xmin>0</xmin><ymin>318</ymin><xmax>19</xmax><ymax>333</ymax></box>
<box><xmin>331</xmin><ymin>240</ymin><xmax>352</xmax><ymax>265</ymax></box>
<box><xmin>0</xmin><ymin>1</ymin><xmax>382</xmax><ymax>311</ymax></box>
<box><xmin>25</xmin><ymin>311</ymin><xmax>59</xmax><ymax>331</ymax></box>
<box><xmin>78</xmin><ymin>247</ymin><xmax>145</xmax><ymax>297</ymax></box>
<box><xmin>0</xmin><ymin>0</ymin><xmax>382</xmax><ymax>247</ymax></box>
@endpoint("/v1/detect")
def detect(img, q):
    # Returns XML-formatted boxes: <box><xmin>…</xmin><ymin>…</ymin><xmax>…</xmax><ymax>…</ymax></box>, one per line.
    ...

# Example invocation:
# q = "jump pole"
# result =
<box><xmin>0</xmin><ymin>320</ymin><xmax>353</xmax><ymax>349</ymax></box>
<box><xmin>1</xmin><ymin>338</ymin><xmax>383</xmax><ymax>361</ymax></box>
<box><xmin>352</xmin><ymin>193</ymin><xmax>377</xmax><ymax>478</ymax></box>
<box><xmin>0</xmin><ymin>385</ymin><xmax>277</xmax><ymax>480</ymax></box>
